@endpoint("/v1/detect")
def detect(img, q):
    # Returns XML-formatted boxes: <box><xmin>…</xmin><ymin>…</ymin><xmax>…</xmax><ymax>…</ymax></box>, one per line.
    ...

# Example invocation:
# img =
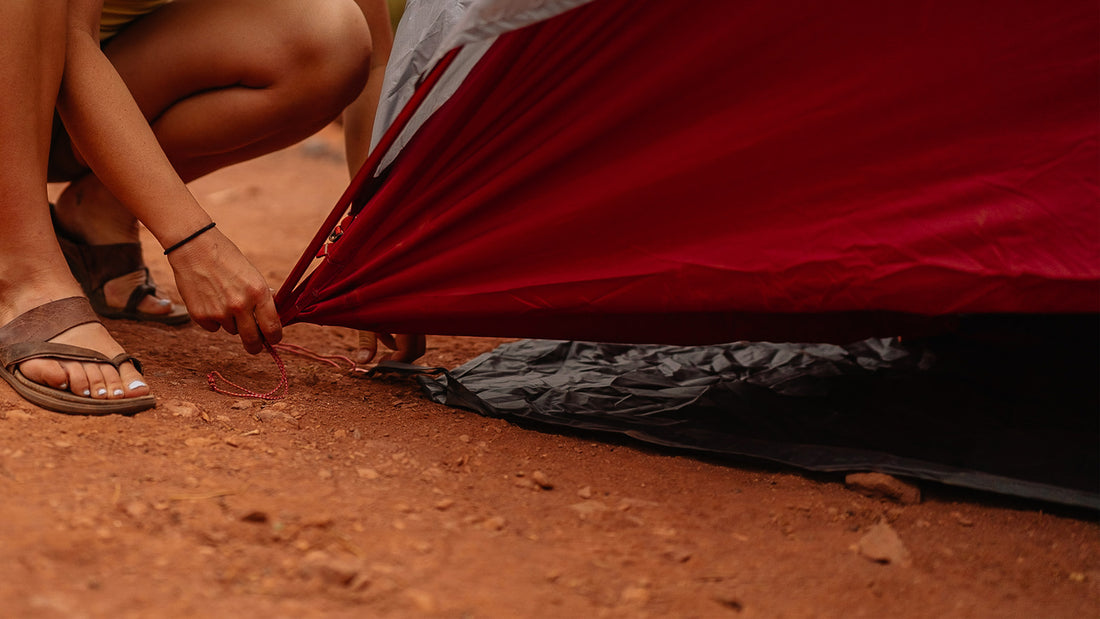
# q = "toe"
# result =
<box><xmin>101</xmin><ymin>365</ymin><xmax>126</xmax><ymax>399</ymax></box>
<box><xmin>117</xmin><ymin>362</ymin><xmax>149</xmax><ymax>397</ymax></box>
<box><xmin>83</xmin><ymin>363</ymin><xmax>108</xmax><ymax>399</ymax></box>
<box><xmin>19</xmin><ymin>358</ymin><xmax>71</xmax><ymax>391</ymax></box>
<box><xmin>136</xmin><ymin>293</ymin><xmax>173</xmax><ymax>316</ymax></box>
<box><xmin>59</xmin><ymin>360</ymin><xmax>93</xmax><ymax>397</ymax></box>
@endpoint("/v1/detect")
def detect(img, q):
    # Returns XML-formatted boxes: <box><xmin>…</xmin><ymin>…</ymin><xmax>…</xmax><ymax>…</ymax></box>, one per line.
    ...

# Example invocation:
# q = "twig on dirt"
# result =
<box><xmin>168</xmin><ymin>488</ymin><xmax>244</xmax><ymax>501</ymax></box>
<box><xmin>333</xmin><ymin>532</ymin><xmax>366</xmax><ymax>558</ymax></box>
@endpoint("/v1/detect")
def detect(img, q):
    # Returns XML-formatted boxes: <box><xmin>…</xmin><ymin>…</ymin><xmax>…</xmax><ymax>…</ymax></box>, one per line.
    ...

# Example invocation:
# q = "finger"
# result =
<box><xmin>355</xmin><ymin>331</ymin><xmax>378</xmax><ymax>365</ymax></box>
<box><xmin>193</xmin><ymin>317</ymin><xmax>221</xmax><ymax>333</ymax></box>
<box><xmin>254</xmin><ymin>293</ymin><xmax>283</xmax><ymax>346</ymax></box>
<box><xmin>222</xmin><ymin>316</ymin><xmax>240</xmax><ymax>336</ymax></box>
<box><xmin>234</xmin><ymin>312</ymin><xmax>265</xmax><ymax>355</ymax></box>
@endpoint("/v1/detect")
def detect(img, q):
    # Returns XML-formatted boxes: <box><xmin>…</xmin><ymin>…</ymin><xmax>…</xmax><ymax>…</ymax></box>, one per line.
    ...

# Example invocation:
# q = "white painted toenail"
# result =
<box><xmin>128</xmin><ymin>380</ymin><xmax>147</xmax><ymax>390</ymax></box>
<box><xmin>97</xmin><ymin>388</ymin><xmax>108</xmax><ymax>396</ymax></box>
<box><xmin>156</xmin><ymin>298</ymin><xmax>171</xmax><ymax>305</ymax></box>
<box><xmin>83</xmin><ymin>389</ymin><xmax>91</xmax><ymax>396</ymax></box>
<box><xmin>113</xmin><ymin>389</ymin><xmax>124</xmax><ymax>397</ymax></box>
<box><xmin>59</xmin><ymin>383</ymin><xmax>68</xmax><ymax>390</ymax></box>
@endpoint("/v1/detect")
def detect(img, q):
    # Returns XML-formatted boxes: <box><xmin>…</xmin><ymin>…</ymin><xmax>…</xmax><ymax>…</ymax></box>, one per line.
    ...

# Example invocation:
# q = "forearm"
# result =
<box><xmin>56</xmin><ymin>13</ymin><xmax>212</xmax><ymax>249</ymax></box>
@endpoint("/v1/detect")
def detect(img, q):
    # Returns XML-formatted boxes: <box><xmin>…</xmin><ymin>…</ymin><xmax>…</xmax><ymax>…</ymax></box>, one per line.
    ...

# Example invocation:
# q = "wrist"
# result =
<box><xmin>163</xmin><ymin>222</ymin><xmax>217</xmax><ymax>255</ymax></box>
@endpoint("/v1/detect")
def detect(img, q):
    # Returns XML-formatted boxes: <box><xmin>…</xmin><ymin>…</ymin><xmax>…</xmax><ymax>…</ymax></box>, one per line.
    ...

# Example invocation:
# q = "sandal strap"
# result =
<box><xmin>1</xmin><ymin>340</ymin><xmax>111</xmax><ymax>370</ymax></box>
<box><xmin>0</xmin><ymin>298</ymin><xmax>147</xmax><ymax>385</ymax></box>
<box><xmin>123</xmin><ymin>269</ymin><xmax>157</xmax><ymax>314</ymax></box>
<box><xmin>0</xmin><ymin>297</ymin><xmax>99</xmax><ymax>349</ymax></box>
<box><xmin>110</xmin><ymin>353</ymin><xmax>143</xmax><ymax>375</ymax></box>
<box><xmin>52</xmin><ymin>206</ymin><xmax>168</xmax><ymax>313</ymax></box>
<box><xmin>1</xmin><ymin>344</ymin><xmax>145</xmax><ymax>376</ymax></box>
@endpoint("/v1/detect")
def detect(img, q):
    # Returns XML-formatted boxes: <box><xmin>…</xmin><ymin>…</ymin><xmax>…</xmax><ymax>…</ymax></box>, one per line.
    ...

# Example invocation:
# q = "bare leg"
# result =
<box><xmin>344</xmin><ymin>0</ymin><xmax>394</xmax><ymax>176</ymax></box>
<box><xmin>53</xmin><ymin>0</ymin><xmax>372</xmax><ymax>313</ymax></box>
<box><xmin>0</xmin><ymin>1</ymin><xmax>149</xmax><ymax>401</ymax></box>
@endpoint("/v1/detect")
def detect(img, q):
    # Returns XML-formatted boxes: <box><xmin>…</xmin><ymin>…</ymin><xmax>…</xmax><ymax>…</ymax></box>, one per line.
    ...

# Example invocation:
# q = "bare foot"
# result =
<box><xmin>17</xmin><ymin>320</ymin><xmax>149</xmax><ymax>399</ymax></box>
<box><xmin>54</xmin><ymin>177</ymin><xmax>176</xmax><ymax>316</ymax></box>
<box><xmin>1</xmin><ymin>284</ymin><xmax>151</xmax><ymax>400</ymax></box>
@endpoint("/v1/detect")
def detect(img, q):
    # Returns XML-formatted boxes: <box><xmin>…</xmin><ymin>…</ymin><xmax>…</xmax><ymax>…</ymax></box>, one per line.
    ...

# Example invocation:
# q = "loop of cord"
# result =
<box><xmin>207</xmin><ymin>343</ymin><xmax>289</xmax><ymax>400</ymax></box>
<box><xmin>272</xmin><ymin>342</ymin><xmax>357</xmax><ymax>371</ymax></box>
<box><xmin>206</xmin><ymin>342</ymin><xmax>359</xmax><ymax>400</ymax></box>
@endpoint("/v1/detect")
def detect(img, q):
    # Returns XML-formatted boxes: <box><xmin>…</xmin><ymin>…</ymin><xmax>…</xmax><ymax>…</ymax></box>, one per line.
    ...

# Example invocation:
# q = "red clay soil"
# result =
<box><xmin>2</xmin><ymin>124</ymin><xmax>1096</xmax><ymax>618</ymax></box>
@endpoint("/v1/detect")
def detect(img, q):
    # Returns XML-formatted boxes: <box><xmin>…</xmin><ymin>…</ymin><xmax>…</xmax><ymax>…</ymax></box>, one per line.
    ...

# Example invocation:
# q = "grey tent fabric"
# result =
<box><xmin>401</xmin><ymin>320</ymin><xmax>1099</xmax><ymax>509</ymax></box>
<box><xmin>371</xmin><ymin>0</ymin><xmax>596</xmax><ymax>168</ymax></box>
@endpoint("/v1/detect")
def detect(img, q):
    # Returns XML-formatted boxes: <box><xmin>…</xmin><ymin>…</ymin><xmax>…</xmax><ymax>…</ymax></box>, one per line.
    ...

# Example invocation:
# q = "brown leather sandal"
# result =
<box><xmin>52</xmin><ymin>207</ymin><xmax>189</xmax><ymax>325</ymax></box>
<box><xmin>0</xmin><ymin>297</ymin><xmax>156</xmax><ymax>415</ymax></box>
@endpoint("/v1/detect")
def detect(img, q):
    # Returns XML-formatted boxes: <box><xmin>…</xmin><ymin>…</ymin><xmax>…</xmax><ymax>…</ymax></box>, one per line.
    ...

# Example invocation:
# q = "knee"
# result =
<box><xmin>281</xmin><ymin>0</ymin><xmax>373</xmax><ymax>108</ymax></box>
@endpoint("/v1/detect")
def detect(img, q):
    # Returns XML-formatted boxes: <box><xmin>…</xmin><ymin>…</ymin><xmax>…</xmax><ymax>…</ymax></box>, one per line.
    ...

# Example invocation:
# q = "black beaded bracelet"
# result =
<box><xmin>163</xmin><ymin>222</ymin><xmax>217</xmax><ymax>255</ymax></box>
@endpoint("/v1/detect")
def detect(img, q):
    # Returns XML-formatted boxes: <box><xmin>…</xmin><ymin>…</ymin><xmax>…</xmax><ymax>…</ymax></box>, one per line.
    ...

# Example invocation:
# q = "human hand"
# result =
<box><xmin>355</xmin><ymin>331</ymin><xmax>426</xmax><ymax>366</ymax></box>
<box><xmin>165</xmin><ymin>228</ymin><xmax>283</xmax><ymax>354</ymax></box>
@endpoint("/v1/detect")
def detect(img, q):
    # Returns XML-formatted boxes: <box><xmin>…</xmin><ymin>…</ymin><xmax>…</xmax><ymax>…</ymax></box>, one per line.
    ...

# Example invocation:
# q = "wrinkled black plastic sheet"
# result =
<box><xmin>409</xmin><ymin>328</ymin><xmax>1099</xmax><ymax>509</ymax></box>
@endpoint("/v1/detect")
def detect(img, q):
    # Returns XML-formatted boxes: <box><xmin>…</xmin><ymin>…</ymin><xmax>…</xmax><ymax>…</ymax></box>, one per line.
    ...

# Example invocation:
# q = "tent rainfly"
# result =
<box><xmin>276</xmin><ymin>0</ymin><xmax>1100</xmax><ymax>345</ymax></box>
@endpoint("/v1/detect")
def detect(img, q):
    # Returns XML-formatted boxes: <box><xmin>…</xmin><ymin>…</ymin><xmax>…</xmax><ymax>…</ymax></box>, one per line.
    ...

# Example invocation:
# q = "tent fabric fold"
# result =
<box><xmin>276</xmin><ymin>0</ymin><xmax>1099</xmax><ymax>344</ymax></box>
<box><xmin>407</xmin><ymin>322</ymin><xmax>1100</xmax><ymax>509</ymax></box>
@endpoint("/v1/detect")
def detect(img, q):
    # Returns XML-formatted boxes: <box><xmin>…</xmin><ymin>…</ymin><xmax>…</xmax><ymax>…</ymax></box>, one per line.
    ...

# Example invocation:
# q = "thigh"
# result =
<box><xmin>48</xmin><ymin>0</ymin><xmax>370</xmax><ymax>181</ymax></box>
<box><xmin>102</xmin><ymin>0</ymin><xmax>370</xmax><ymax>122</ymax></box>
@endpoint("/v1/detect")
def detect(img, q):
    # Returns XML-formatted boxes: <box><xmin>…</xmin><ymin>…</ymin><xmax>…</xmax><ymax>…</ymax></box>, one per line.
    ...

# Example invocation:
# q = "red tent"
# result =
<box><xmin>276</xmin><ymin>0</ymin><xmax>1099</xmax><ymax>344</ymax></box>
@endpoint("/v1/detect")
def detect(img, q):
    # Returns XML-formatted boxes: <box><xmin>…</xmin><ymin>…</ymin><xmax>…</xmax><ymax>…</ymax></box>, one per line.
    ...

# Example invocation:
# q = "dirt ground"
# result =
<box><xmin>2</xmin><ymin>124</ymin><xmax>1097</xmax><ymax>618</ymax></box>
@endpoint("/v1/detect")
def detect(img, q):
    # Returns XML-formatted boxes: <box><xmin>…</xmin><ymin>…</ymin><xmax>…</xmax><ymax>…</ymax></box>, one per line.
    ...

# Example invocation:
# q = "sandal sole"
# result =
<box><xmin>1</xmin><ymin>366</ymin><xmax>155</xmax><ymax>416</ymax></box>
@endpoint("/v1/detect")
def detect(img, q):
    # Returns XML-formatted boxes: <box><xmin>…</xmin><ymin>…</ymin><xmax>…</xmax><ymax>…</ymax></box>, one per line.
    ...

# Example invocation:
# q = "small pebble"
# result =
<box><xmin>845</xmin><ymin>472</ymin><xmax>921</xmax><ymax>505</ymax></box>
<box><xmin>619</xmin><ymin>586</ymin><xmax>650</xmax><ymax>605</ymax></box>
<box><xmin>514</xmin><ymin>478</ymin><xmax>538</xmax><ymax>491</ymax></box>
<box><xmin>662</xmin><ymin>547</ymin><xmax>693</xmax><ymax>563</ymax></box>
<box><xmin>123</xmin><ymin>501</ymin><xmax>148</xmax><ymax>519</ymax></box>
<box><xmin>950</xmin><ymin>511</ymin><xmax>975</xmax><ymax>527</ymax></box>
<box><xmin>164</xmin><ymin>400</ymin><xmax>198</xmax><ymax>418</ymax></box>
<box><xmin>531</xmin><ymin>471</ymin><xmax>554</xmax><ymax>490</ymax></box>
<box><xmin>300</xmin><ymin>550</ymin><xmax>361</xmax><ymax>587</ymax></box>
<box><xmin>858</xmin><ymin>520</ymin><xmax>911</xmax><ymax>566</ymax></box>
<box><xmin>569</xmin><ymin>501</ymin><xmax>609</xmax><ymax>520</ymax></box>
<box><xmin>184</xmin><ymin>437</ymin><xmax>217</xmax><ymax>448</ymax></box>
